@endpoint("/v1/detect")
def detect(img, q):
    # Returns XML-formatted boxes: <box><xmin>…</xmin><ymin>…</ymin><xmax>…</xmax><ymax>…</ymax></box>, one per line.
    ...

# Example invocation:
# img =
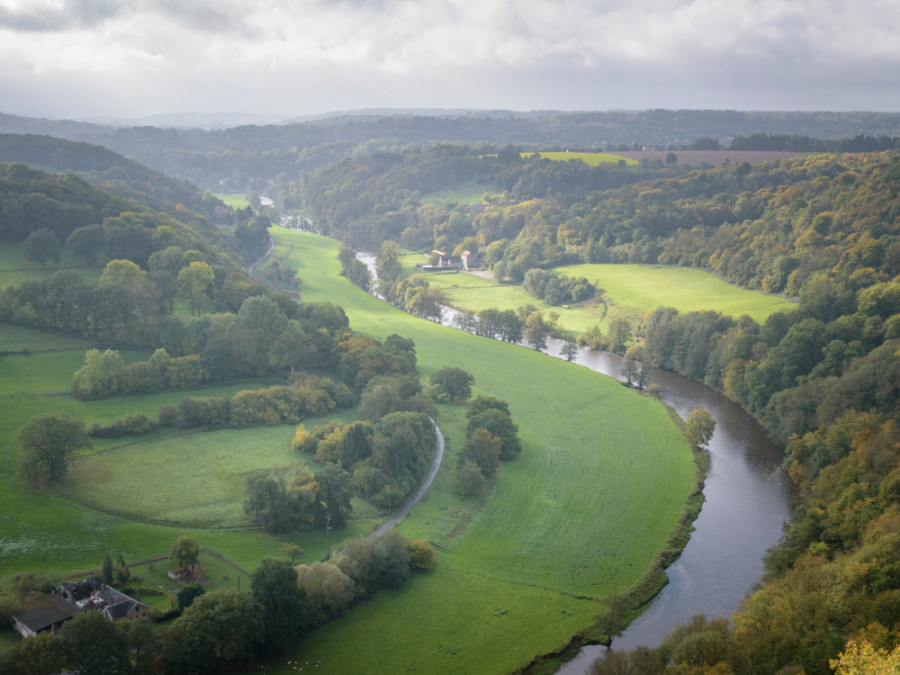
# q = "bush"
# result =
<box><xmin>122</xmin><ymin>412</ymin><xmax>154</xmax><ymax>435</ymax></box>
<box><xmin>406</xmin><ymin>539</ymin><xmax>436</xmax><ymax>571</ymax></box>
<box><xmin>157</xmin><ymin>404</ymin><xmax>179</xmax><ymax>427</ymax></box>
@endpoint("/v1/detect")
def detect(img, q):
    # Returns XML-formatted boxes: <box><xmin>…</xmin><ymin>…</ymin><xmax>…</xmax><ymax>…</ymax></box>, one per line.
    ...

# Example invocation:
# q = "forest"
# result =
<box><xmin>2</xmin><ymin>113</ymin><xmax>900</xmax><ymax>672</ymax></box>
<box><xmin>295</xmin><ymin>144</ymin><xmax>900</xmax><ymax>673</ymax></box>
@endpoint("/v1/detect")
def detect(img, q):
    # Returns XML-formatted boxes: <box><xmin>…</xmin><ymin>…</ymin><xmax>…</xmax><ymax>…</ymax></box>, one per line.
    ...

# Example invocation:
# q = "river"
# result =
<box><xmin>355</xmin><ymin>254</ymin><xmax>793</xmax><ymax>674</ymax></box>
<box><xmin>552</xmin><ymin>342</ymin><xmax>792</xmax><ymax>673</ymax></box>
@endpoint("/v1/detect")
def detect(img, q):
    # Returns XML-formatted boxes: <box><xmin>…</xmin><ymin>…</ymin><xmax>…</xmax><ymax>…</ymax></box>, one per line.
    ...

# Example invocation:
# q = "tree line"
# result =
<box><xmin>0</xmin><ymin>534</ymin><xmax>434</xmax><ymax>674</ymax></box>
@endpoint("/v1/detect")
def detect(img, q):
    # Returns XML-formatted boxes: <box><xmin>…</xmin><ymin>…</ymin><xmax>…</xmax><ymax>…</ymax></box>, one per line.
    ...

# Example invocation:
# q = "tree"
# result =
<box><xmin>830</xmin><ymin>640</ymin><xmax>900</xmax><ymax>675</ymax></box>
<box><xmin>429</xmin><ymin>366</ymin><xmax>475</xmax><ymax>402</ymax></box>
<box><xmin>560</xmin><ymin>341</ymin><xmax>579</xmax><ymax>362</ymax></box>
<box><xmin>281</xmin><ymin>543</ymin><xmax>304</xmax><ymax>563</ymax></box>
<box><xmin>295</xmin><ymin>561</ymin><xmax>354</xmax><ymax>625</ymax></box>
<box><xmin>99</xmin><ymin>259</ymin><xmax>144</xmax><ymax>286</ymax></box>
<box><xmin>456</xmin><ymin>458</ymin><xmax>487</xmax><ymax>499</ymax></box>
<box><xmin>685</xmin><ymin>408</ymin><xmax>716</xmax><ymax>449</ymax></box>
<box><xmin>405</xmin><ymin>539</ymin><xmax>436</xmax><ymax>571</ymax></box>
<box><xmin>114</xmin><ymin>552</ymin><xmax>130</xmax><ymax>584</ymax></box>
<box><xmin>524</xmin><ymin>310</ymin><xmax>550</xmax><ymax>351</ymax></box>
<box><xmin>102</xmin><ymin>553</ymin><xmax>114</xmax><ymax>584</ymax></box>
<box><xmin>169</xmin><ymin>535</ymin><xmax>200</xmax><ymax>572</ymax></box>
<box><xmin>17</xmin><ymin>413</ymin><xmax>91</xmax><ymax>486</ymax></box>
<box><xmin>57</xmin><ymin>610</ymin><xmax>130</xmax><ymax>675</ymax></box>
<box><xmin>244</xmin><ymin>471</ymin><xmax>296</xmax><ymax>533</ymax></box>
<box><xmin>466</xmin><ymin>399</ymin><xmax>522</xmax><ymax>461</ymax></box>
<box><xmin>251</xmin><ymin>558</ymin><xmax>308</xmax><ymax>653</ymax></box>
<box><xmin>13</xmin><ymin>629</ymin><xmax>65</xmax><ymax>674</ymax></box>
<box><xmin>22</xmin><ymin>228</ymin><xmax>61</xmax><ymax>265</ymax></box>
<box><xmin>167</xmin><ymin>589</ymin><xmax>263</xmax><ymax>673</ymax></box>
<box><xmin>608</xmin><ymin>317</ymin><xmax>630</xmax><ymax>353</ymax></box>
<box><xmin>176</xmin><ymin>583</ymin><xmax>205</xmax><ymax>611</ymax></box>
<box><xmin>177</xmin><ymin>261</ymin><xmax>214</xmax><ymax>316</ymax></box>
<box><xmin>622</xmin><ymin>345</ymin><xmax>646</xmax><ymax>389</ymax></box>
<box><xmin>315</xmin><ymin>464</ymin><xmax>353</xmax><ymax>529</ymax></box>
<box><xmin>459</xmin><ymin>428</ymin><xmax>501</xmax><ymax>479</ymax></box>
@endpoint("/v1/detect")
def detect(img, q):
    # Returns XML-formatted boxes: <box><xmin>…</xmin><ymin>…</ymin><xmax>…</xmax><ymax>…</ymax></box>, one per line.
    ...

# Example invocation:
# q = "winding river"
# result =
<box><xmin>355</xmin><ymin>253</ymin><xmax>794</xmax><ymax>673</ymax></box>
<box><xmin>551</xmin><ymin>341</ymin><xmax>792</xmax><ymax>673</ymax></box>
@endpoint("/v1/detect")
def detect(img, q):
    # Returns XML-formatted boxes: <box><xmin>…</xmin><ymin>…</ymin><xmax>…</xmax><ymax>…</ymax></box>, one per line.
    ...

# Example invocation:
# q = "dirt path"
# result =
<box><xmin>371</xmin><ymin>421</ymin><xmax>445</xmax><ymax>539</ymax></box>
<box><xmin>246</xmin><ymin>235</ymin><xmax>275</xmax><ymax>275</ymax></box>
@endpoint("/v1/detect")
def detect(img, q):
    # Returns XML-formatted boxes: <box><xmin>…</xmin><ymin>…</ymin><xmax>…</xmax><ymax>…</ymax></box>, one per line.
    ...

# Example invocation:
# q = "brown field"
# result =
<box><xmin>615</xmin><ymin>149</ymin><xmax>812</xmax><ymax>166</ymax></box>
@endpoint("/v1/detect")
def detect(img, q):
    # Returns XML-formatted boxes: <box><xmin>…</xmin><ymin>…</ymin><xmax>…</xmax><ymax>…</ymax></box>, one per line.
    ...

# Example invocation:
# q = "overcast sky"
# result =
<box><xmin>1</xmin><ymin>0</ymin><xmax>899</xmax><ymax>121</ymax></box>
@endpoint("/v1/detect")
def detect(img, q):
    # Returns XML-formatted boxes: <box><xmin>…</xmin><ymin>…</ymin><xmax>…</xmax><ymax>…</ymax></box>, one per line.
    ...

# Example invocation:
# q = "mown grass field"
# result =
<box><xmin>269</xmin><ymin>227</ymin><xmax>696</xmax><ymax>672</ymax></box>
<box><xmin>1</xmin><ymin>231</ymin><xmax>696</xmax><ymax>673</ymax></box>
<box><xmin>522</xmin><ymin>151</ymin><xmax>640</xmax><ymax>166</ymax></box>
<box><xmin>557</xmin><ymin>263</ymin><xmax>797</xmax><ymax>324</ymax></box>
<box><xmin>0</xmin><ymin>334</ymin><xmax>347</xmax><ymax>577</ymax></box>
<box><xmin>415</xmin><ymin>261</ymin><xmax>796</xmax><ymax>339</ymax></box>
<box><xmin>213</xmin><ymin>192</ymin><xmax>251</xmax><ymax>209</ymax></box>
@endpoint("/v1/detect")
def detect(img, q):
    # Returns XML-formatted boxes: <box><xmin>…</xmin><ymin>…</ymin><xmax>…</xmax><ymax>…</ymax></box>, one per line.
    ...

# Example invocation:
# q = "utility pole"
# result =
<box><xmin>325</xmin><ymin>513</ymin><xmax>331</xmax><ymax>560</ymax></box>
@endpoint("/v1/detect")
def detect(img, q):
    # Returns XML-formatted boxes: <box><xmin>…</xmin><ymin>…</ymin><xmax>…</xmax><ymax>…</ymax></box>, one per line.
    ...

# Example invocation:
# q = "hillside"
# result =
<box><xmin>3</xmin><ymin>109</ymin><xmax>900</xmax><ymax>192</ymax></box>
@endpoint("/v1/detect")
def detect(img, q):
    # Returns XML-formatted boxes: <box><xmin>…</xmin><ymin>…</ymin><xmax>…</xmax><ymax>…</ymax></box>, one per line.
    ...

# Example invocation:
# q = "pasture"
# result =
<box><xmin>556</xmin><ymin>263</ymin><xmax>797</xmax><ymax>323</ymax></box>
<box><xmin>522</xmin><ymin>151</ymin><xmax>639</xmax><ymax>166</ymax></box>
<box><xmin>0</xmin><ymin>338</ymin><xmax>341</xmax><ymax>578</ymax></box>
<box><xmin>271</xmin><ymin>227</ymin><xmax>696</xmax><ymax>672</ymax></box>
<box><xmin>213</xmin><ymin>192</ymin><xmax>251</xmax><ymax>209</ymax></box>
<box><xmin>0</xmin><ymin>230</ymin><xmax>697</xmax><ymax>672</ymax></box>
<box><xmin>415</xmin><ymin>262</ymin><xmax>796</xmax><ymax>339</ymax></box>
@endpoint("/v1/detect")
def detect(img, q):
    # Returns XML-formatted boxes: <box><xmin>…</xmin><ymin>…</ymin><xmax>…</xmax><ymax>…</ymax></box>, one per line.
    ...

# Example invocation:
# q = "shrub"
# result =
<box><xmin>406</xmin><ymin>539</ymin><xmax>436</xmax><ymax>571</ymax></box>
<box><xmin>157</xmin><ymin>404</ymin><xmax>179</xmax><ymax>427</ymax></box>
<box><xmin>122</xmin><ymin>412</ymin><xmax>154</xmax><ymax>435</ymax></box>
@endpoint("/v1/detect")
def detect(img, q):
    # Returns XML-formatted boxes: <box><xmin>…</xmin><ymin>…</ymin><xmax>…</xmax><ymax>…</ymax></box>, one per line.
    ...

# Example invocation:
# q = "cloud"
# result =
<box><xmin>1</xmin><ymin>0</ymin><xmax>899</xmax><ymax>117</ymax></box>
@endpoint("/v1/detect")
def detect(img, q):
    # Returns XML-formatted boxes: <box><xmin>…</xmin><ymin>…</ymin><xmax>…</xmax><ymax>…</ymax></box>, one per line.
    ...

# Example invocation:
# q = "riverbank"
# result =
<box><xmin>262</xmin><ymin>228</ymin><xmax>698</xmax><ymax>673</ymax></box>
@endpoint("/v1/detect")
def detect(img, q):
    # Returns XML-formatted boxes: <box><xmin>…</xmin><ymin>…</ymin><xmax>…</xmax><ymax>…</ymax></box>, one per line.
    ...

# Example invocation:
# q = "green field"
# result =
<box><xmin>416</xmin><ymin>262</ymin><xmax>796</xmax><ymax>339</ymax></box>
<box><xmin>60</xmin><ymin>413</ymin><xmax>375</xmax><ymax>530</ymax></box>
<box><xmin>0</xmin><ymin>244</ymin><xmax>100</xmax><ymax>286</ymax></box>
<box><xmin>267</xmin><ymin>227</ymin><xmax>696</xmax><ymax>672</ymax></box>
<box><xmin>522</xmin><ymin>151</ymin><xmax>640</xmax><ymax>166</ymax></box>
<box><xmin>0</xmin><ymin>230</ymin><xmax>697</xmax><ymax>672</ymax></box>
<box><xmin>213</xmin><ymin>192</ymin><xmax>251</xmax><ymax>209</ymax></box>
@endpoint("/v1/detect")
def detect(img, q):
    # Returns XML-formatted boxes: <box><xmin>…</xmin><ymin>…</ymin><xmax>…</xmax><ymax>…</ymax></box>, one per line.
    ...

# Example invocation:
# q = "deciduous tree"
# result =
<box><xmin>429</xmin><ymin>366</ymin><xmax>475</xmax><ymax>402</ymax></box>
<box><xmin>17</xmin><ymin>413</ymin><xmax>91</xmax><ymax>486</ymax></box>
<box><xmin>685</xmin><ymin>408</ymin><xmax>716</xmax><ymax>449</ymax></box>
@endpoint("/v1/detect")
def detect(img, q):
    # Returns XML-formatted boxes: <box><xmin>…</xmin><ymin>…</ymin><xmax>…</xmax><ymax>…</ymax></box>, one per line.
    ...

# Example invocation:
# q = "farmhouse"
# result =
<box><xmin>10</xmin><ymin>594</ymin><xmax>75</xmax><ymax>637</ymax></box>
<box><xmin>59</xmin><ymin>578</ymin><xmax>149</xmax><ymax>621</ymax></box>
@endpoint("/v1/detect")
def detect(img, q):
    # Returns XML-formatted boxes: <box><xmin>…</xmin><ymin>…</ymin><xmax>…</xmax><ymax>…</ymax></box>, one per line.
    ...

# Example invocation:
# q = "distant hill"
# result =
<box><xmin>4</xmin><ymin>108</ymin><xmax>900</xmax><ymax>191</ymax></box>
<box><xmin>0</xmin><ymin>133</ymin><xmax>233</xmax><ymax>227</ymax></box>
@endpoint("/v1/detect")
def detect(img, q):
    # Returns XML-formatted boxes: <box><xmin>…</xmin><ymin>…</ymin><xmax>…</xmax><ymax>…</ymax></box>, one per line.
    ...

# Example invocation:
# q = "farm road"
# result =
<box><xmin>372</xmin><ymin>421</ymin><xmax>445</xmax><ymax>538</ymax></box>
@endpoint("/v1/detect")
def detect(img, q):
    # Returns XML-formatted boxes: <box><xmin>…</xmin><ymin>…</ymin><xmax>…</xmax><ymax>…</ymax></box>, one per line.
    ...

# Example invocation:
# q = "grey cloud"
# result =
<box><xmin>0</xmin><ymin>0</ymin><xmax>125</xmax><ymax>32</ymax></box>
<box><xmin>150</xmin><ymin>0</ymin><xmax>241</xmax><ymax>33</ymax></box>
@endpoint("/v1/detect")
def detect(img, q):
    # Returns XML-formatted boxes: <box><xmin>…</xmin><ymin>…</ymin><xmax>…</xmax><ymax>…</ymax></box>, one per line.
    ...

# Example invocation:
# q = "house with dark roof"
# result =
<box><xmin>59</xmin><ymin>578</ymin><xmax>149</xmax><ymax>622</ymax></box>
<box><xmin>11</xmin><ymin>594</ymin><xmax>75</xmax><ymax>637</ymax></box>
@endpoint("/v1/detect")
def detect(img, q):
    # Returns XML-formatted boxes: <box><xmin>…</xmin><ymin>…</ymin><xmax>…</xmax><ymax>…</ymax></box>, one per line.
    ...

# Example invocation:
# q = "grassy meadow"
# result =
<box><xmin>213</xmin><ymin>192</ymin><xmax>251</xmax><ymax>209</ymax></box>
<box><xmin>268</xmin><ymin>227</ymin><xmax>696</xmax><ymax>672</ymax></box>
<box><xmin>1</xmin><ymin>229</ymin><xmax>699</xmax><ymax>672</ymax></box>
<box><xmin>411</xmin><ymin>260</ymin><xmax>796</xmax><ymax>338</ymax></box>
<box><xmin>521</xmin><ymin>151</ymin><xmax>640</xmax><ymax>166</ymax></box>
